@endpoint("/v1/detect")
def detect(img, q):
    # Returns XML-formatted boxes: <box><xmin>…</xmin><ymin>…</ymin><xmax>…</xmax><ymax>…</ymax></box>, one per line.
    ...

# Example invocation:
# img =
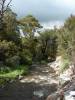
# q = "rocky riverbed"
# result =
<box><xmin>0</xmin><ymin>57</ymin><xmax>75</xmax><ymax>100</ymax></box>
<box><xmin>0</xmin><ymin>64</ymin><xmax>59</xmax><ymax>100</ymax></box>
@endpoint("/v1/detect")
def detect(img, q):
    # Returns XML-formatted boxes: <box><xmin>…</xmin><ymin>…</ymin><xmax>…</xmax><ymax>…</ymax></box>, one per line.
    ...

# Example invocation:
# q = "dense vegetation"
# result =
<box><xmin>0</xmin><ymin>1</ymin><xmax>57</xmax><ymax>81</ymax></box>
<box><xmin>0</xmin><ymin>0</ymin><xmax>75</xmax><ymax>85</ymax></box>
<box><xmin>57</xmin><ymin>15</ymin><xmax>75</xmax><ymax>71</ymax></box>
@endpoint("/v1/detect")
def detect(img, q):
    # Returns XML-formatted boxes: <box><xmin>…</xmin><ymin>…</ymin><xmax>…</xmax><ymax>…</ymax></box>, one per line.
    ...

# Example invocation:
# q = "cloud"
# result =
<box><xmin>11</xmin><ymin>0</ymin><xmax>75</xmax><ymax>22</ymax></box>
<box><xmin>41</xmin><ymin>21</ymin><xmax>64</xmax><ymax>29</ymax></box>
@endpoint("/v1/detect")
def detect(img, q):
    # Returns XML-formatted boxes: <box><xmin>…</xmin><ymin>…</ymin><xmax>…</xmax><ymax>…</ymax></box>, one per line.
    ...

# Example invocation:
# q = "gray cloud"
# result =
<box><xmin>11</xmin><ymin>0</ymin><xmax>75</xmax><ymax>22</ymax></box>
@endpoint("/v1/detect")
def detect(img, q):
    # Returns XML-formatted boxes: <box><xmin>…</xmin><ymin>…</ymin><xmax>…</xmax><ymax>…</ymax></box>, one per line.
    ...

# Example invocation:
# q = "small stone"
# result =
<box><xmin>33</xmin><ymin>90</ymin><xmax>44</xmax><ymax>98</ymax></box>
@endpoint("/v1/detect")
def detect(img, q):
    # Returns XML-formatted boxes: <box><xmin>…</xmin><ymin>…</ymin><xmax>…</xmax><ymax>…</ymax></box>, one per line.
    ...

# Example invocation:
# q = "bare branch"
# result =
<box><xmin>6</xmin><ymin>0</ymin><xmax>12</xmax><ymax>9</ymax></box>
<box><xmin>2</xmin><ymin>0</ymin><xmax>12</xmax><ymax>13</ymax></box>
<box><xmin>3</xmin><ymin>0</ymin><xmax>12</xmax><ymax>12</ymax></box>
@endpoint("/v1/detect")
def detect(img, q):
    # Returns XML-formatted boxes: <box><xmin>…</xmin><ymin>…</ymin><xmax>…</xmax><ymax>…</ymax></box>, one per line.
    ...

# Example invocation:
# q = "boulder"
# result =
<box><xmin>46</xmin><ymin>90</ymin><xmax>65</xmax><ymax>100</ymax></box>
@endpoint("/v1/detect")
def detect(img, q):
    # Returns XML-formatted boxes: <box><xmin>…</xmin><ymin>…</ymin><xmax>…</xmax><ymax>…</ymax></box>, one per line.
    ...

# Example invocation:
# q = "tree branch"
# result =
<box><xmin>6</xmin><ymin>0</ymin><xmax>12</xmax><ymax>9</ymax></box>
<box><xmin>3</xmin><ymin>0</ymin><xmax>12</xmax><ymax>12</ymax></box>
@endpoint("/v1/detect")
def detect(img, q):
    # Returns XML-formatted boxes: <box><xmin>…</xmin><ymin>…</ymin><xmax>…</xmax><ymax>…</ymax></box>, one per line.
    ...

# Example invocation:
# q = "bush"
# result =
<box><xmin>0</xmin><ymin>66</ymin><xmax>11</xmax><ymax>74</ymax></box>
<box><xmin>36</xmin><ymin>30</ymin><xmax>57</xmax><ymax>61</ymax></box>
<box><xmin>60</xmin><ymin>59</ymin><xmax>70</xmax><ymax>73</ymax></box>
<box><xmin>20</xmin><ymin>49</ymin><xmax>32</xmax><ymax>65</ymax></box>
<box><xmin>0</xmin><ymin>65</ymin><xmax>29</xmax><ymax>79</ymax></box>
<box><xmin>5</xmin><ymin>56</ymin><xmax>20</xmax><ymax>67</ymax></box>
<box><xmin>0</xmin><ymin>40</ymin><xmax>19</xmax><ymax>67</ymax></box>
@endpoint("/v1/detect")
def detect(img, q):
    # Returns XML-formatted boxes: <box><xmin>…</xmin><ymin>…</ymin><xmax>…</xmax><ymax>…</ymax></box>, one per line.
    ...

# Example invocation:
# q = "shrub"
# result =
<box><xmin>36</xmin><ymin>30</ymin><xmax>57</xmax><ymax>61</ymax></box>
<box><xmin>5</xmin><ymin>56</ymin><xmax>20</xmax><ymax>67</ymax></box>
<box><xmin>0</xmin><ymin>65</ymin><xmax>29</xmax><ymax>79</ymax></box>
<box><xmin>20</xmin><ymin>49</ymin><xmax>32</xmax><ymax>65</ymax></box>
<box><xmin>60</xmin><ymin>59</ymin><xmax>70</xmax><ymax>73</ymax></box>
<box><xmin>0</xmin><ymin>40</ymin><xmax>19</xmax><ymax>67</ymax></box>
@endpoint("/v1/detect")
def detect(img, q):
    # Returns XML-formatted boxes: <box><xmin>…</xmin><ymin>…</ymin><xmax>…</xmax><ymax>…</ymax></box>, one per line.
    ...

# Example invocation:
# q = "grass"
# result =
<box><xmin>0</xmin><ymin>65</ymin><xmax>29</xmax><ymax>86</ymax></box>
<box><xmin>60</xmin><ymin>59</ymin><xmax>70</xmax><ymax>73</ymax></box>
<box><xmin>0</xmin><ymin>65</ymin><xmax>29</xmax><ymax>79</ymax></box>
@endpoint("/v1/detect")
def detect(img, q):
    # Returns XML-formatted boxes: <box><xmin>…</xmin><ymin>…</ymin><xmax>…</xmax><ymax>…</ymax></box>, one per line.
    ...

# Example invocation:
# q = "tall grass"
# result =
<box><xmin>60</xmin><ymin>59</ymin><xmax>70</xmax><ymax>73</ymax></box>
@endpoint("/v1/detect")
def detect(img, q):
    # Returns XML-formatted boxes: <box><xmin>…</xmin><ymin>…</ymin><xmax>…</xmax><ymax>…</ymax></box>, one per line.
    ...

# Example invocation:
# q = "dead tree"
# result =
<box><xmin>0</xmin><ymin>0</ymin><xmax>12</xmax><ymax>31</ymax></box>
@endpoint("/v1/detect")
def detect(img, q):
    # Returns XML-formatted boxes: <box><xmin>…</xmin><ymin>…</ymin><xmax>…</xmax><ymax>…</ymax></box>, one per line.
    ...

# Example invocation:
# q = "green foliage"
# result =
<box><xmin>64</xmin><ymin>15</ymin><xmax>75</xmax><ymax>31</ymax></box>
<box><xmin>0</xmin><ymin>8</ymin><xmax>20</xmax><ymax>44</ymax></box>
<box><xmin>5</xmin><ymin>56</ymin><xmax>20</xmax><ymax>67</ymax></box>
<box><xmin>57</xmin><ymin>15</ymin><xmax>75</xmax><ymax>65</ymax></box>
<box><xmin>0</xmin><ymin>10</ymin><xmax>59</xmax><ymax>85</ymax></box>
<box><xmin>20</xmin><ymin>49</ymin><xmax>32</xmax><ymax>65</ymax></box>
<box><xmin>0</xmin><ymin>65</ymin><xmax>29</xmax><ymax>78</ymax></box>
<box><xmin>36</xmin><ymin>30</ymin><xmax>57</xmax><ymax>61</ymax></box>
<box><xmin>57</xmin><ymin>28</ymin><xmax>71</xmax><ymax>58</ymax></box>
<box><xmin>21</xmin><ymin>29</ymin><xmax>57</xmax><ymax>62</ymax></box>
<box><xmin>21</xmin><ymin>36</ymin><xmax>38</xmax><ymax>60</ymax></box>
<box><xmin>60</xmin><ymin>59</ymin><xmax>70</xmax><ymax>73</ymax></box>
<box><xmin>4</xmin><ymin>8</ymin><xmax>17</xmax><ymax>33</ymax></box>
<box><xmin>0</xmin><ymin>40</ymin><xmax>19</xmax><ymax>67</ymax></box>
<box><xmin>19</xmin><ymin>15</ymin><xmax>42</xmax><ymax>61</ymax></box>
<box><xmin>19</xmin><ymin>15</ymin><xmax>42</xmax><ymax>37</ymax></box>
<box><xmin>0</xmin><ymin>65</ymin><xmax>29</xmax><ymax>86</ymax></box>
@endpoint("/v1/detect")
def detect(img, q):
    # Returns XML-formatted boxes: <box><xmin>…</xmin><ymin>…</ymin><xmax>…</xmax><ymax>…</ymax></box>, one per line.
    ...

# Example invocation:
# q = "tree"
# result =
<box><xmin>4</xmin><ymin>8</ymin><xmax>17</xmax><ymax>34</ymax></box>
<box><xmin>18</xmin><ymin>15</ymin><xmax>42</xmax><ymax>38</ymax></box>
<box><xmin>0</xmin><ymin>0</ymin><xmax>12</xmax><ymax>31</ymax></box>
<box><xmin>36</xmin><ymin>30</ymin><xmax>57</xmax><ymax>61</ymax></box>
<box><xmin>2</xmin><ymin>8</ymin><xmax>20</xmax><ymax>44</ymax></box>
<box><xmin>18</xmin><ymin>15</ymin><xmax>42</xmax><ymax>60</ymax></box>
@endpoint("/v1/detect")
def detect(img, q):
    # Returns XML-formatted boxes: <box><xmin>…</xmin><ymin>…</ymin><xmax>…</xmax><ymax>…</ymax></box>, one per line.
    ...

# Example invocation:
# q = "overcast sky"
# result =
<box><xmin>10</xmin><ymin>0</ymin><xmax>75</xmax><ymax>28</ymax></box>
